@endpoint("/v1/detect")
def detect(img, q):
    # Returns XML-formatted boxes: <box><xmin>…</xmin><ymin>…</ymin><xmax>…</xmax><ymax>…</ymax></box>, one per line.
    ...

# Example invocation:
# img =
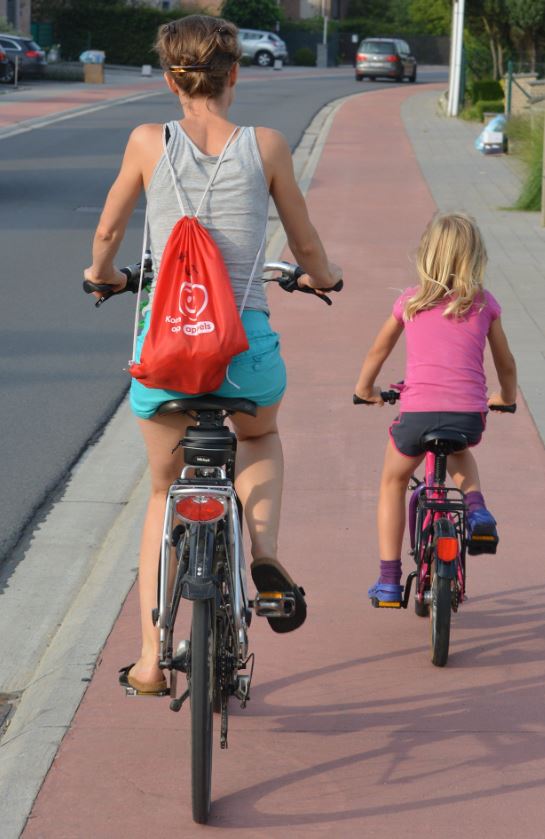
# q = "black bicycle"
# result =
<box><xmin>84</xmin><ymin>259</ymin><xmax>342</xmax><ymax>822</ymax></box>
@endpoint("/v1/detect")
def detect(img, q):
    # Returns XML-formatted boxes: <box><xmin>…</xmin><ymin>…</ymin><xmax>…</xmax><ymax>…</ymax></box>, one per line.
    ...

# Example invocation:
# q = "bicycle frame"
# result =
<box><xmin>411</xmin><ymin>450</ymin><xmax>467</xmax><ymax>610</ymax></box>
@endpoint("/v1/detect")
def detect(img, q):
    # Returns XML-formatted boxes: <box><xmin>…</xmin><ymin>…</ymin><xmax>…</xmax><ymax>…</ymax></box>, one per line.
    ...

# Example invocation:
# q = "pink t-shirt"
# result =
<box><xmin>392</xmin><ymin>287</ymin><xmax>501</xmax><ymax>412</ymax></box>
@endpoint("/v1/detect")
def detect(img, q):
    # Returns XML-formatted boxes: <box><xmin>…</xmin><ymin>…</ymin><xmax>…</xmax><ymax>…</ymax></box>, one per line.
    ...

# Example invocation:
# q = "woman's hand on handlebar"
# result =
<box><xmin>297</xmin><ymin>261</ymin><xmax>343</xmax><ymax>296</ymax></box>
<box><xmin>83</xmin><ymin>265</ymin><xmax>128</xmax><ymax>298</ymax></box>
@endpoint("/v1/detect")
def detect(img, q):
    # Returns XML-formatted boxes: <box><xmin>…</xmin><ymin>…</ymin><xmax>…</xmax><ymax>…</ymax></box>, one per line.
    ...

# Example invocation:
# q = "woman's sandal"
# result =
<box><xmin>118</xmin><ymin>664</ymin><xmax>169</xmax><ymax>696</ymax></box>
<box><xmin>251</xmin><ymin>558</ymin><xmax>307</xmax><ymax>634</ymax></box>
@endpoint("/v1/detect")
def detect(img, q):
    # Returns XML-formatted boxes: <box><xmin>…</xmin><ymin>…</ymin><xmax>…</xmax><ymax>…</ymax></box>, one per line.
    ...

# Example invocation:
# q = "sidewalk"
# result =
<box><xmin>14</xmin><ymin>85</ymin><xmax>545</xmax><ymax>837</ymax></box>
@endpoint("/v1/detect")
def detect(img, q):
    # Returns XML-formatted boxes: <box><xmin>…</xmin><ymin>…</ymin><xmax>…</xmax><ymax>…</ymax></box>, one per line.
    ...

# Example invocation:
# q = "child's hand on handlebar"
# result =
<box><xmin>354</xmin><ymin>386</ymin><xmax>384</xmax><ymax>406</ymax></box>
<box><xmin>487</xmin><ymin>391</ymin><xmax>516</xmax><ymax>409</ymax></box>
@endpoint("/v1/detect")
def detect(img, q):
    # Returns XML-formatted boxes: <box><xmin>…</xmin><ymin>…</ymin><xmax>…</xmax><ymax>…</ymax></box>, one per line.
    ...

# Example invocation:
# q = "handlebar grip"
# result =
<box><xmin>489</xmin><ymin>403</ymin><xmax>517</xmax><ymax>413</ymax></box>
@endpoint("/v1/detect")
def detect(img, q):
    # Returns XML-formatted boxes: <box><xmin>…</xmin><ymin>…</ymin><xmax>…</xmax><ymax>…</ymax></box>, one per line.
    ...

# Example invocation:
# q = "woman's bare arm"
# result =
<box><xmin>84</xmin><ymin>125</ymin><xmax>153</xmax><ymax>288</ymax></box>
<box><xmin>257</xmin><ymin>128</ymin><xmax>341</xmax><ymax>289</ymax></box>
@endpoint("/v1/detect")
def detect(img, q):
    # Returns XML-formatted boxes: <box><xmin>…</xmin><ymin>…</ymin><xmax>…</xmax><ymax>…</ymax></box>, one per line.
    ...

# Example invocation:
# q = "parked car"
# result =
<box><xmin>0</xmin><ymin>33</ymin><xmax>46</xmax><ymax>84</ymax></box>
<box><xmin>355</xmin><ymin>38</ymin><xmax>417</xmax><ymax>83</ymax></box>
<box><xmin>0</xmin><ymin>46</ymin><xmax>8</xmax><ymax>81</ymax></box>
<box><xmin>238</xmin><ymin>29</ymin><xmax>288</xmax><ymax>67</ymax></box>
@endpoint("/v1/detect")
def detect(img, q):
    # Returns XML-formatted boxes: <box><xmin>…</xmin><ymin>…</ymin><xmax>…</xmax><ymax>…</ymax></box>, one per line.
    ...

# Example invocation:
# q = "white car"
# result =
<box><xmin>238</xmin><ymin>29</ymin><xmax>288</xmax><ymax>67</ymax></box>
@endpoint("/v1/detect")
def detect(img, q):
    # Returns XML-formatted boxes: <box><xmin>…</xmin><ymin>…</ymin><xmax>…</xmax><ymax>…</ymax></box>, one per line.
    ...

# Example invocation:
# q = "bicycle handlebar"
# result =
<box><xmin>83</xmin><ymin>259</ymin><xmax>343</xmax><ymax>308</ymax></box>
<box><xmin>353</xmin><ymin>390</ymin><xmax>517</xmax><ymax>412</ymax></box>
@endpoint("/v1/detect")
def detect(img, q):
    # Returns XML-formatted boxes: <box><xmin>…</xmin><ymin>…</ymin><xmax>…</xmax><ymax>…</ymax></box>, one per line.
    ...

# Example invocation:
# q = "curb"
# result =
<box><xmin>0</xmin><ymin>89</ymin><xmax>359</xmax><ymax>839</ymax></box>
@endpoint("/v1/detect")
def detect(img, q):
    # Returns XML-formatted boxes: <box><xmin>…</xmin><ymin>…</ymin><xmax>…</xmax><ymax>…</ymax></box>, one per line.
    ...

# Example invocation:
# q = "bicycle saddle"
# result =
<box><xmin>157</xmin><ymin>396</ymin><xmax>257</xmax><ymax>417</ymax></box>
<box><xmin>420</xmin><ymin>430</ymin><xmax>468</xmax><ymax>455</ymax></box>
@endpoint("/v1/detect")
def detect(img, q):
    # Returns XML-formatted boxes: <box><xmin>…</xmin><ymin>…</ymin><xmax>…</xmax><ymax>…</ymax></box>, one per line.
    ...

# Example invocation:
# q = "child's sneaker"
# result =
<box><xmin>467</xmin><ymin>508</ymin><xmax>498</xmax><ymax>555</ymax></box>
<box><xmin>368</xmin><ymin>580</ymin><xmax>403</xmax><ymax>607</ymax></box>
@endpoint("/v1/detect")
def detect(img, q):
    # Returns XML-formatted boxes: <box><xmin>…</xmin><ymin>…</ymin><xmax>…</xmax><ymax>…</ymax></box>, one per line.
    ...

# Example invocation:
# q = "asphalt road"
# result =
<box><xmin>0</xmin><ymin>66</ymin><xmax>447</xmax><ymax>561</ymax></box>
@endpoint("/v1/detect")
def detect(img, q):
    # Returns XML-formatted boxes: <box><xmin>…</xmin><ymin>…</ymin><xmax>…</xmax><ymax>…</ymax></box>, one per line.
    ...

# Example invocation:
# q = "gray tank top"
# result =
<box><xmin>145</xmin><ymin>121</ymin><xmax>269</xmax><ymax>313</ymax></box>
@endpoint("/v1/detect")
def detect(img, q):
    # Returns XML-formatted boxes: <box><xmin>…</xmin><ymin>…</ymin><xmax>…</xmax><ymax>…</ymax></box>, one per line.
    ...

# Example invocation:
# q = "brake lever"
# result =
<box><xmin>278</xmin><ymin>275</ymin><xmax>343</xmax><ymax>306</ymax></box>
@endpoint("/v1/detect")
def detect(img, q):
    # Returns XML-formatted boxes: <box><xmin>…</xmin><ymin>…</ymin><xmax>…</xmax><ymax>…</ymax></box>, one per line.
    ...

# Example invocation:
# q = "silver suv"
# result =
<box><xmin>355</xmin><ymin>38</ymin><xmax>417</xmax><ymax>83</ymax></box>
<box><xmin>238</xmin><ymin>29</ymin><xmax>288</xmax><ymax>67</ymax></box>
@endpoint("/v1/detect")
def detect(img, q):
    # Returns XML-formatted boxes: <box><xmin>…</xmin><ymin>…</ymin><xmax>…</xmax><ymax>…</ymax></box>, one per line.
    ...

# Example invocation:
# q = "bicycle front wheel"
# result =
<box><xmin>190</xmin><ymin>598</ymin><xmax>215</xmax><ymax>824</ymax></box>
<box><xmin>430</xmin><ymin>561</ymin><xmax>451</xmax><ymax>667</ymax></box>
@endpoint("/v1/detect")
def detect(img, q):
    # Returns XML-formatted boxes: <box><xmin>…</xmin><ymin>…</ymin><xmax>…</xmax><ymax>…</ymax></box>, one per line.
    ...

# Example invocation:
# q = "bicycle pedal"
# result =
<box><xmin>371</xmin><ymin>597</ymin><xmax>402</xmax><ymax>609</ymax></box>
<box><xmin>253</xmin><ymin>590</ymin><xmax>295</xmax><ymax>618</ymax></box>
<box><xmin>123</xmin><ymin>686</ymin><xmax>170</xmax><ymax>697</ymax></box>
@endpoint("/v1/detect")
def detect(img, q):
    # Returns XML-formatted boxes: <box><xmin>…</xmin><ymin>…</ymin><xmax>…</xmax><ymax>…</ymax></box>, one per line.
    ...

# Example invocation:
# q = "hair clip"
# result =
<box><xmin>170</xmin><ymin>64</ymin><xmax>211</xmax><ymax>74</ymax></box>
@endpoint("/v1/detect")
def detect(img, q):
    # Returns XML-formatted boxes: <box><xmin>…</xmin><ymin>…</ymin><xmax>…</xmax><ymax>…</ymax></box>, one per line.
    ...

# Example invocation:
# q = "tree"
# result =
<box><xmin>506</xmin><ymin>0</ymin><xmax>545</xmax><ymax>71</ymax></box>
<box><xmin>408</xmin><ymin>0</ymin><xmax>451</xmax><ymax>35</ymax></box>
<box><xmin>221</xmin><ymin>0</ymin><xmax>283</xmax><ymax>31</ymax></box>
<box><xmin>467</xmin><ymin>0</ymin><xmax>511</xmax><ymax>79</ymax></box>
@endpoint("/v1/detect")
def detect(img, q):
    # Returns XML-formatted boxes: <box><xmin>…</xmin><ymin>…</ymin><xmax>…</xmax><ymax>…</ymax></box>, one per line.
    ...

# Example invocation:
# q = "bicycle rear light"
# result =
<box><xmin>176</xmin><ymin>495</ymin><xmax>226</xmax><ymax>524</ymax></box>
<box><xmin>436</xmin><ymin>536</ymin><xmax>458</xmax><ymax>562</ymax></box>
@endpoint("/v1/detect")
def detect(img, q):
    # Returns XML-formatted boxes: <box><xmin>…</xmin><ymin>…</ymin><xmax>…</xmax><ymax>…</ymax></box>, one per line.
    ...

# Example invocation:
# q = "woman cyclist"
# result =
<box><xmin>84</xmin><ymin>15</ymin><xmax>342</xmax><ymax>694</ymax></box>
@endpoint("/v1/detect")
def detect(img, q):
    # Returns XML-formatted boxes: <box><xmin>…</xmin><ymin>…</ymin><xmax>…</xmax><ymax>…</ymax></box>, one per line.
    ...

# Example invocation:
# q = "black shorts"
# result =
<box><xmin>389</xmin><ymin>411</ymin><xmax>487</xmax><ymax>458</ymax></box>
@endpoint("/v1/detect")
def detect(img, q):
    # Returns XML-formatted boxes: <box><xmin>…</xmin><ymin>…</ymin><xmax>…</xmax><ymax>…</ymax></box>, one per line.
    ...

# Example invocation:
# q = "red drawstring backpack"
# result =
<box><xmin>129</xmin><ymin>125</ymin><xmax>265</xmax><ymax>395</ymax></box>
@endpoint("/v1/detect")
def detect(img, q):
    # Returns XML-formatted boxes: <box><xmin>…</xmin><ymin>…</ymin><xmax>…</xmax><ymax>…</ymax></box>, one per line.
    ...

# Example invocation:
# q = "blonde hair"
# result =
<box><xmin>404</xmin><ymin>212</ymin><xmax>487</xmax><ymax>320</ymax></box>
<box><xmin>155</xmin><ymin>15</ymin><xmax>241</xmax><ymax>99</ymax></box>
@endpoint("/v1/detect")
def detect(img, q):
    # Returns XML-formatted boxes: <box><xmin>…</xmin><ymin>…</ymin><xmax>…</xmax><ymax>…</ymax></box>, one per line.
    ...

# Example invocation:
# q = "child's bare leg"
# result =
<box><xmin>448</xmin><ymin>447</ymin><xmax>498</xmax><ymax>553</ymax></box>
<box><xmin>447</xmin><ymin>449</ymin><xmax>481</xmax><ymax>493</ymax></box>
<box><xmin>378</xmin><ymin>440</ymin><xmax>424</xmax><ymax>562</ymax></box>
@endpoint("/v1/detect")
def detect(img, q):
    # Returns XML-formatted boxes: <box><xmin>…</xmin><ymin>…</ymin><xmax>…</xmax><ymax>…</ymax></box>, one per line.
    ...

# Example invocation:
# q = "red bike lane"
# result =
<box><xmin>24</xmin><ymin>85</ymin><xmax>545</xmax><ymax>838</ymax></box>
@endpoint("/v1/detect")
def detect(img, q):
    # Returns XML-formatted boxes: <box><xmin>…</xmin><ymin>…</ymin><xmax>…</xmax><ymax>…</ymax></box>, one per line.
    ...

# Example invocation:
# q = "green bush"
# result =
<box><xmin>459</xmin><ymin>99</ymin><xmax>505</xmax><ymax>121</ymax></box>
<box><xmin>475</xmin><ymin>99</ymin><xmax>505</xmax><ymax>120</ymax></box>
<box><xmin>51</xmin><ymin>5</ymin><xmax>184</xmax><ymax>64</ymax></box>
<box><xmin>293</xmin><ymin>46</ymin><xmax>316</xmax><ymax>66</ymax></box>
<box><xmin>505</xmin><ymin>113</ymin><xmax>544</xmax><ymax>211</ymax></box>
<box><xmin>470</xmin><ymin>79</ymin><xmax>504</xmax><ymax>104</ymax></box>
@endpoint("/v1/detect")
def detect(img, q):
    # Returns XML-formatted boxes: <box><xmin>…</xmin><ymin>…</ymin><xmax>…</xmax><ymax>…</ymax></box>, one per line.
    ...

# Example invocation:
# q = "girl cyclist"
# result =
<box><xmin>84</xmin><ymin>15</ymin><xmax>342</xmax><ymax>693</ymax></box>
<box><xmin>354</xmin><ymin>212</ymin><xmax>516</xmax><ymax>604</ymax></box>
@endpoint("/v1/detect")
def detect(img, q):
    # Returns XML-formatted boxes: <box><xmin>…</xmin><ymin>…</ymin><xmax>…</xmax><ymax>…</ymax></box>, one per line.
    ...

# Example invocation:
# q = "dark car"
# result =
<box><xmin>355</xmin><ymin>38</ymin><xmax>417</xmax><ymax>83</ymax></box>
<box><xmin>0</xmin><ymin>46</ymin><xmax>8</xmax><ymax>81</ymax></box>
<box><xmin>0</xmin><ymin>33</ymin><xmax>46</xmax><ymax>84</ymax></box>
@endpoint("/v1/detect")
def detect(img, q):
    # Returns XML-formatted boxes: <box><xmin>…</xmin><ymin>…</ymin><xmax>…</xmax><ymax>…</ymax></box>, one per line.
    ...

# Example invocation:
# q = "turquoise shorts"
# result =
<box><xmin>130</xmin><ymin>309</ymin><xmax>287</xmax><ymax>420</ymax></box>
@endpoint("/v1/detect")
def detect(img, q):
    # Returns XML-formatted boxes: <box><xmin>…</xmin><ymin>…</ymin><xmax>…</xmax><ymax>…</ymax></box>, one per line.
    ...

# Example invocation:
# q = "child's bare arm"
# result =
<box><xmin>487</xmin><ymin>317</ymin><xmax>517</xmax><ymax>405</ymax></box>
<box><xmin>354</xmin><ymin>315</ymin><xmax>404</xmax><ymax>403</ymax></box>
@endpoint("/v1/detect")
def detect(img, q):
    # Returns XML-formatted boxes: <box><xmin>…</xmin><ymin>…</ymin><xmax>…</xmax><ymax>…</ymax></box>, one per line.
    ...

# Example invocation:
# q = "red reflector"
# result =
<box><xmin>176</xmin><ymin>496</ymin><xmax>225</xmax><ymax>522</ymax></box>
<box><xmin>386</xmin><ymin>55</ymin><xmax>398</xmax><ymax>62</ymax></box>
<box><xmin>25</xmin><ymin>50</ymin><xmax>40</xmax><ymax>58</ymax></box>
<box><xmin>436</xmin><ymin>536</ymin><xmax>458</xmax><ymax>562</ymax></box>
<box><xmin>356</xmin><ymin>53</ymin><xmax>366</xmax><ymax>61</ymax></box>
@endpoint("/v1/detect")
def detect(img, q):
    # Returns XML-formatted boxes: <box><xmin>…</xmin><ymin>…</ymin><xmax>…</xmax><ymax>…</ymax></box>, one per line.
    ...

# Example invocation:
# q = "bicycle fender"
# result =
<box><xmin>181</xmin><ymin>523</ymin><xmax>217</xmax><ymax>601</ymax></box>
<box><xmin>436</xmin><ymin>558</ymin><xmax>458</xmax><ymax>580</ymax></box>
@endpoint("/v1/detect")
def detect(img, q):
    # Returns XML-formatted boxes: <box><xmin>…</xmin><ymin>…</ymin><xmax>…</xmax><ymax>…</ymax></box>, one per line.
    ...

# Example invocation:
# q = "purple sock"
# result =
<box><xmin>379</xmin><ymin>559</ymin><xmax>402</xmax><ymax>586</ymax></box>
<box><xmin>465</xmin><ymin>491</ymin><xmax>485</xmax><ymax>514</ymax></box>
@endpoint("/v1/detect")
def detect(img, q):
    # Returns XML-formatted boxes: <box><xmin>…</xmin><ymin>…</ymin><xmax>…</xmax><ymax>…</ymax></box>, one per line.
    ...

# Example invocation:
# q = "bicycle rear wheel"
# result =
<box><xmin>430</xmin><ymin>560</ymin><xmax>451</xmax><ymax>667</ymax></box>
<box><xmin>190</xmin><ymin>598</ymin><xmax>215</xmax><ymax>824</ymax></box>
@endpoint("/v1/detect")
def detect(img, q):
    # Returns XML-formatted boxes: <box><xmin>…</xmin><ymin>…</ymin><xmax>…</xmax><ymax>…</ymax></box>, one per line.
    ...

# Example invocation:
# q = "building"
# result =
<box><xmin>0</xmin><ymin>0</ymin><xmax>31</xmax><ymax>33</ymax></box>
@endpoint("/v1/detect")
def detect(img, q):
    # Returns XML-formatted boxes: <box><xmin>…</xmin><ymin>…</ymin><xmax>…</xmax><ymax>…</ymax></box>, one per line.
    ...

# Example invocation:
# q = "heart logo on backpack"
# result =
<box><xmin>179</xmin><ymin>281</ymin><xmax>208</xmax><ymax>322</ymax></box>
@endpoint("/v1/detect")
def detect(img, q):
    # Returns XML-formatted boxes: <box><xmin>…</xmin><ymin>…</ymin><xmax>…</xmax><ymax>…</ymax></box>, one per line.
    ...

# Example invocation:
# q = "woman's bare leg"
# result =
<box><xmin>230</xmin><ymin>402</ymin><xmax>283</xmax><ymax>564</ymax></box>
<box><xmin>129</xmin><ymin>412</ymin><xmax>189</xmax><ymax>685</ymax></box>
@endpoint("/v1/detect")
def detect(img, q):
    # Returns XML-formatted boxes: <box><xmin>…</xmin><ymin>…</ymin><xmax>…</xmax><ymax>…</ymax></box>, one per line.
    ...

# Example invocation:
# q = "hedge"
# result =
<box><xmin>51</xmin><ymin>5</ymin><xmax>184</xmax><ymax>64</ymax></box>
<box><xmin>470</xmin><ymin>79</ymin><xmax>504</xmax><ymax>105</ymax></box>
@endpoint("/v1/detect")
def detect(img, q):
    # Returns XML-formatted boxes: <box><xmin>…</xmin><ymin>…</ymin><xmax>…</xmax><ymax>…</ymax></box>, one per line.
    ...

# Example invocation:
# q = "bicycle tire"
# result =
<box><xmin>190</xmin><ymin>598</ymin><xmax>215</xmax><ymax>824</ymax></box>
<box><xmin>430</xmin><ymin>561</ymin><xmax>451</xmax><ymax>667</ymax></box>
<box><xmin>415</xmin><ymin>537</ymin><xmax>431</xmax><ymax>618</ymax></box>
